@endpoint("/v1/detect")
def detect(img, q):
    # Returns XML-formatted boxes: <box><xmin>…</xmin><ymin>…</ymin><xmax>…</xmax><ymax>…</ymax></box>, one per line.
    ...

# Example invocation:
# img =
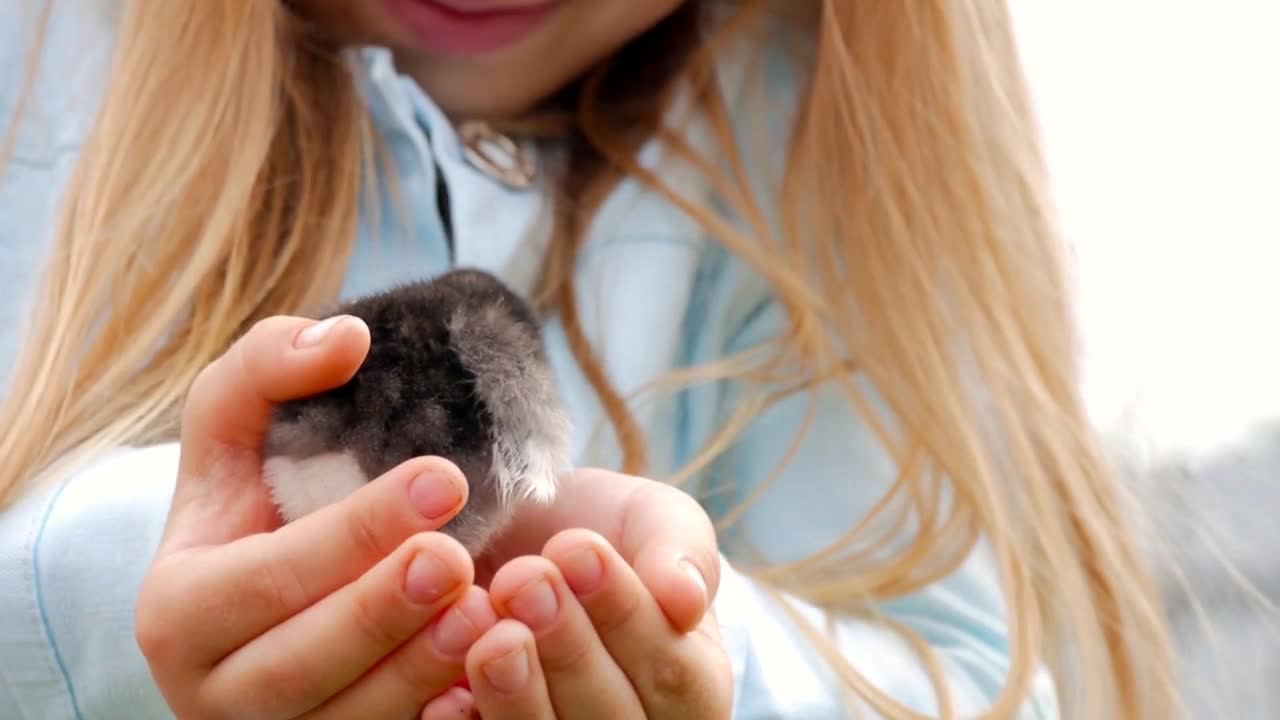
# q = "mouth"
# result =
<box><xmin>383</xmin><ymin>0</ymin><xmax>558</xmax><ymax>56</ymax></box>
<box><xmin>431</xmin><ymin>0</ymin><xmax>552</xmax><ymax>11</ymax></box>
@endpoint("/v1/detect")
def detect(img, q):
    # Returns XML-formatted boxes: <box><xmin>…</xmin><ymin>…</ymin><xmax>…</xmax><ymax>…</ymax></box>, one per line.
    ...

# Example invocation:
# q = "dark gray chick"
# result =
<box><xmin>261</xmin><ymin>268</ymin><xmax>573</xmax><ymax>555</ymax></box>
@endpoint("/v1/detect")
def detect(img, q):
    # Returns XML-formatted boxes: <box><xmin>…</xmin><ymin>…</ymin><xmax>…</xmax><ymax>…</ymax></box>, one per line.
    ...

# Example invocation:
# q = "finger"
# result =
<box><xmin>484</xmin><ymin>470</ymin><xmax>719</xmax><ymax>634</ymax></box>
<box><xmin>181</xmin><ymin>313</ymin><xmax>369</xmax><ymax>461</ymax></box>
<box><xmin>488</xmin><ymin>556</ymin><xmax>644</xmax><ymax>720</ymax></box>
<box><xmin>168</xmin><ymin>313</ymin><xmax>371</xmax><ymax>548</ymax></box>
<box><xmin>544</xmin><ymin>530</ymin><xmax>731</xmax><ymax>719</ymax></box>
<box><xmin>419</xmin><ymin>686</ymin><xmax>477</xmax><ymax>720</ymax></box>
<box><xmin>615</xmin><ymin>481</ymin><xmax>720</xmax><ymax>633</ymax></box>
<box><xmin>137</xmin><ymin>456</ymin><xmax>468</xmax><ymax>661</ymax></box>
<box><xmin>203</xmin><ymin>531</ymin><xmax>473</xmax><ymax>719</ymax></box>
<box><xmin>466</xmin><ymin>620</ymin><xmax>556</xmax><ymax>720</ymax></box>
<box><xmin>310</xmin><ymin>586</ymin><xmax>497</xmax><ymax>719</ymax></box>
<box><xmin>692</xmin><ymin>607</ymin><xmax>723</xmax><ymax>655</ymax></box>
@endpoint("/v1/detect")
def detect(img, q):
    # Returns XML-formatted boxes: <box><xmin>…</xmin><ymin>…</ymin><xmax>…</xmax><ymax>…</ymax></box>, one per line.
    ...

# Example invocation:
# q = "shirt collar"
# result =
<box><xmin>344</xmin><ymin>46</ymin><xmax>553</xmax><ymax>297</ymax></box>
<box><xmin>348</xmin><ymin>47</ymin><xmax>461</xmax><ymax>157</ymax></box>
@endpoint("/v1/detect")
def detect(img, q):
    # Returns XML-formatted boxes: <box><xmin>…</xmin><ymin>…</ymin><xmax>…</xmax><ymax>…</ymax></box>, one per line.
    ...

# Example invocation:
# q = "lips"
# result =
<box><xmin>384</xmin><ymin>0</ymin><xmax>557</xmax><ymax>56</ymax></box>
<box><xmin>431</xmin><ymin>0</ymin><xmax>552</xmax><ymax>12</ymax></box>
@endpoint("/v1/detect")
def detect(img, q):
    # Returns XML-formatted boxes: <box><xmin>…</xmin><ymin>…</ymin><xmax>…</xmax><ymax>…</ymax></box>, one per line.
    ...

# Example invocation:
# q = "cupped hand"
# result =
<box><xmin>422</xmin><ymin>469</ymin><xmax>735</xmax><ymax>719</ymax></box>
<box><xmin>135</xmin><ymin>315</ymin><xmax>496</xmax><ymax>719</ymax></box>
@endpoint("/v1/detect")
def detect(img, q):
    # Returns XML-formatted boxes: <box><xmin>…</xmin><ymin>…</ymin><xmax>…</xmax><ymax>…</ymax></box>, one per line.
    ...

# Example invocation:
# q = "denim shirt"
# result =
<box><xmin>0</xmin><ymin>4</ymin><xmax>1055</xmax><ymax>718</ymax></box>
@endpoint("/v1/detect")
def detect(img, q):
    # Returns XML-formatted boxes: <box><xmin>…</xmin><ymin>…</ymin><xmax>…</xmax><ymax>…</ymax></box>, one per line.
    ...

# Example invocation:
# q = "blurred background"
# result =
<box><xmin>1011</xmin><ymin>3</ymin><xmax>1279</xmax><ymax>717</ymax></box>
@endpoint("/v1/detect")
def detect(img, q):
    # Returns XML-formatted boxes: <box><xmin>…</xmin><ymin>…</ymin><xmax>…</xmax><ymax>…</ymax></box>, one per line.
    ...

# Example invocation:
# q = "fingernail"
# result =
<box><xmin>294</xmin><ymin>315</ymin><xmax>347</xmax><ymax>348</ymax></box>
<box><xmin>432</xmin><ymin>606</ymin><xmax>480</xmax><ymax>658</ymax></box>
<box><xmin>482</xmin><ymin>646</ymin><xmax>529</xmax><ymax>693</ymax></box>
<box><xmin>405</xmin><ymin>550</ymin><xmax>458</xmax><ymax>604</ymax></box>
<box><xmin>410</xmin><ymin>469</ymin><xmax>463</xmax><ymax>520</ymax></box>
<box><xmin>560</xmin><ymin>547</ymin><xmax>604</xmax><ymax>595</ymax></box>
<box><xmin>508</xmin><ymin>577</ymin><xmax>558</xmax><ymax>631</ymax></box>
<box><xmin>680</xmin><ymin>558</ymin><xmax>707</xmax><ymax>601</ymax></box>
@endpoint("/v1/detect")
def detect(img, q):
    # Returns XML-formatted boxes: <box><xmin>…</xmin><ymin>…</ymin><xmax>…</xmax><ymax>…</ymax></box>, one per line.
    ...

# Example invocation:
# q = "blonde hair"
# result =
<box><xmin>1</xmin><ymin>1</ymin><xmax>1179</xmax><ymax>718</ymax></box>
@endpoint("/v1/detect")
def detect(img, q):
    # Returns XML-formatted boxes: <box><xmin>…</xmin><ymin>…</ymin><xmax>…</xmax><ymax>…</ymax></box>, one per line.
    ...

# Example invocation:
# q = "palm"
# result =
<box><xmin>472</xmin><ymin>468</ymin><xmax>645</xmax><ymax>586</ymax></box>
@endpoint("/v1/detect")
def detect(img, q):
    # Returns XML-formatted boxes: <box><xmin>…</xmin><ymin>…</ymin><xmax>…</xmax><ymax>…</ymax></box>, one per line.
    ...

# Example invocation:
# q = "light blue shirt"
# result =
<box><xmin>0</xmin><ymin>4</ymin><xmax>1055</xmax><ymax>718</ymax></box>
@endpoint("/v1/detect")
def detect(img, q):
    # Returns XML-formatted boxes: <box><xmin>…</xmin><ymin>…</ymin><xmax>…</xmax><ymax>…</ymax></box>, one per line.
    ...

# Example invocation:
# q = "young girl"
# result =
<box><xmin>0</xmin><ymin>1</ymin><xmax>1180</xmax><ymax>718</ymax></box>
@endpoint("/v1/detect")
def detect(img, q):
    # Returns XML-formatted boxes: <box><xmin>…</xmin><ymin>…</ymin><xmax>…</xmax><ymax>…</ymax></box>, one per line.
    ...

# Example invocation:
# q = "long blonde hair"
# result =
<box><xmin>1</xmin><ymin>1</ymin><xmax>1179</xmax><ymax>718</ymax></box>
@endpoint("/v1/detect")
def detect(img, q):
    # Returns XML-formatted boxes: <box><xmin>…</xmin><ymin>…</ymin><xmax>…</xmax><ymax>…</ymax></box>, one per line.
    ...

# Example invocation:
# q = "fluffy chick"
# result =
<box><xmin>261</xmin><ymin>268</ymin><xmax>573</xmax><ymax>555</ymax></box>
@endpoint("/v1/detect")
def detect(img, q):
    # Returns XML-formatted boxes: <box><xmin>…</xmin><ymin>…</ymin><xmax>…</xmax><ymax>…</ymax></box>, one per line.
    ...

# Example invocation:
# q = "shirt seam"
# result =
<box><xmin>31</xmin><ymin>472</ymin><xmax>86</xmax><ymax>720</ymax></box>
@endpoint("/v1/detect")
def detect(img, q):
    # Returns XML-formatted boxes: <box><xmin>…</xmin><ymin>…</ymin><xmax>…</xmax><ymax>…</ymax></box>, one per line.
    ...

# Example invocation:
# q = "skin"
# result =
<box><xmin>301</xmin><ymin>0</ymin><xmax>687</xmax><ymax>118</ymax></box>
<box><xmin>138</xmin><ymin>3</ymin><xmax>729</xmax><ymax>716</ymax></box>
<box><xmin>137</xmin><ymin>313</ymin><xmax>732</xmax><ymax>718</ymax></box>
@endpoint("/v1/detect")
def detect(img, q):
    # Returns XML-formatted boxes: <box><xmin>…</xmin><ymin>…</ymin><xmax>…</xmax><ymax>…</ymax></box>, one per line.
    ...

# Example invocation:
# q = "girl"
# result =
<box><xmin>0</xmin><ymin>1</ymin><xmax>1180</xmax><ymax>718</ymax></box>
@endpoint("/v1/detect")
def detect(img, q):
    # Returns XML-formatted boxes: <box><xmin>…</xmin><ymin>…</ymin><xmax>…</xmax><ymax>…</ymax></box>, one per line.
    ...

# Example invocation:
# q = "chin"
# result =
<box><xmin>395</xmin><ymin>55</ymin><xmax>576</xmax><ymax>121</ymax></box>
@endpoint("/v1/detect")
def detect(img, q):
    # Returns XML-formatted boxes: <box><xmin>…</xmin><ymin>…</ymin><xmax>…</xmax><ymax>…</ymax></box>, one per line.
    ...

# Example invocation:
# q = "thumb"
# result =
<box><xmin>164</xmin><ymin>314</ymin><xmax>370</xmax><ymax>550</ymax></box>
<box><xmin>618</xmin><ymin>481</ymin><xmax>721</xmax><ymax>634</ymax></box>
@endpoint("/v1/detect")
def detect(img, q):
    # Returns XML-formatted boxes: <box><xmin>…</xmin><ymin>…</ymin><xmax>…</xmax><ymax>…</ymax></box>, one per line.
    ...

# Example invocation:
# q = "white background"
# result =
<box><xmin>1010</xmin><ymin>5</ymin><xmax>1279</xmax><ymax>715</ymax></box>
<box><xmin>1011</xmin><ymin>2</ymin><xmax>1280</xmax><ymax>459</ymax></box>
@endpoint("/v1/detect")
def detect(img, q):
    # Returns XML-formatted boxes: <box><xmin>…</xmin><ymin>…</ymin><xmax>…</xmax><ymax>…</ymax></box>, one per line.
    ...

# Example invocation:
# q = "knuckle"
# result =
<box><xmin>180</xmin><ymin>348</ymin><xmax>242</xmax><ymax>434</ymax></box>
<box><xmin>648</xmin><ymin>646</ymin><xmax>696</xmax><ymax>700</ymax></box>
<box><xmin>188</xmin><ymin>690</ymin><xmax>231</xmax><ymax>720</ymax></box>
<box><xmin>240</xmin><ymin>316</ymin><xmax>286</xmax><ymax>375</ymax></box>
<box><xmin>186</xmin><ymin>359</ymin><xmax>220</xmax><ymax>403</ymax></box>
<box><xmin>199</xmin><ymin>654</ymin><xmax>318</xmax><ymax>720</ymax></box>
<box><xmin>244</xmin><ymin>315</ymin><xmax>284</xmax><ymax>346</ymax></box>
<box><xmin>256</xmin><ymin>555</ymin><xmax>311</xmax><ymax>616</ymax></box>
<box><xmin>644</xmin><ymin>640</ymin><xmax>732</xmax><ymax>719</ymax></box>
<box><xmin>133</xmin><ymin>607</ymin><xmax>172</xmax><ymax>665</ymax></box>
<box><xmin>193</xmin><ymin>687</ymin><xmax>236</xmax><ymax>720</ymax></box>
<box><xmin>187</xmin><ymin>318</ymin><xmax>274</xmax><ymax>410</ymax></box>
<box><xmin>241</xmin><ymin>655</ymin><xmax>320</xmax><ymax>717</ymax></box>
<box><xmin>133</xmin><ymin>569</ymin><xmax>185</xmax><ymax>664</ymax></box>
<box><xmin>345</xmin><ymin>500</ymin><xmax>393</xmax><ymax>559</ymax></box>
<box><xmin>348</xmin><ymin>586</ymin><xmax>409</xmax><ymax>650</ymax></box>
<box><xmin>388</xmin><ymin>635</ymin><xmax>456</xmax><ymax>694</ymax></box>
<box><xmin>189</xmin><ymin>316</ymin><xmax>267</xmax><ymax>397</ymax></box>
<box><xmin>590</xmin><ymin>582</ymin><xmax>646</xmax><ymax>639</ymax></box>
<box><xmin>536</xmin><ymin>629</ymin><xmax>596</xmax><ymax>676</ymax></box>
<box><xmin>182</xmin><ymin>358</ymin><xmax>227</xmax><ymax>426</ymax></box>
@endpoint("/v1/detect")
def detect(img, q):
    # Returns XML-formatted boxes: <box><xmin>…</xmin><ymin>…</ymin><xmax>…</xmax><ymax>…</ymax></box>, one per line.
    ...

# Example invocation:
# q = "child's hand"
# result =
<box><xmin>135</xmin><ymin>315</ymin><xmax>494</xmax><ymax>719</ymax></box>
<box><xmin>423</xmin><ymin>469</ymin><xmax>734</xmax><ymax>719</ymax></box>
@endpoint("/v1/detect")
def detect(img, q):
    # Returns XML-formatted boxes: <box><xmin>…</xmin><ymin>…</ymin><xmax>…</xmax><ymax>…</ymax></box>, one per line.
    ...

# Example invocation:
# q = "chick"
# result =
<box><xmin>261</xmin><ymin>268</ymin><xmax>572</xmax><ymax>555</ymax></box>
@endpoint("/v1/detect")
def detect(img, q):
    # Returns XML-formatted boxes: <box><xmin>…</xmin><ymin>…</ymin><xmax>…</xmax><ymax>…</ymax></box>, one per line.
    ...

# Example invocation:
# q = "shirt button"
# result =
<box><xmin>458</xmin><ymin>120</ymin><xmax>537</xmax><ymax>190</ymax></box>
